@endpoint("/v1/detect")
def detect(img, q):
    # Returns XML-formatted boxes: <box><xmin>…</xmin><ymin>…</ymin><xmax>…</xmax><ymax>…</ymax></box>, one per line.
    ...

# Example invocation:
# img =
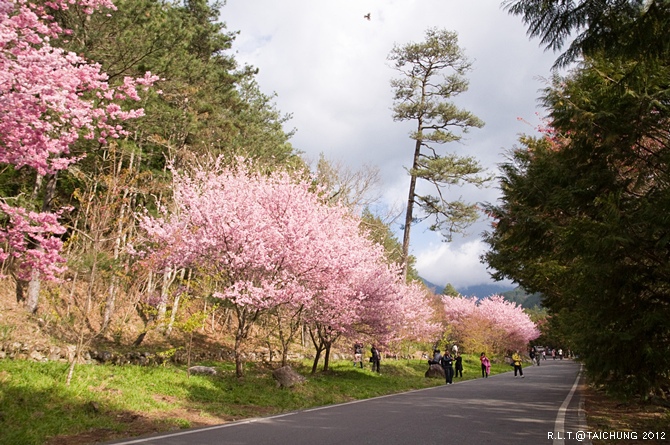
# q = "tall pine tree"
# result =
<box><xmin>388</xmin><ymin>28</ymin><xmax>489</xmax><ymax>278</ymax></box>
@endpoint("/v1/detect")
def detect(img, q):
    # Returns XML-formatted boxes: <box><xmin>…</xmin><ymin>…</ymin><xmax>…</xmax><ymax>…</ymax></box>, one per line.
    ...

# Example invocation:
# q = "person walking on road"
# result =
<box><xmin>512</xmin><ymin>350</ymin><xmax>524</xmax><ymax>378</ymax></box>
<box><xmin>480</xmin><ymin>352</ymin><xmax>491</xmax><ymax>378</ymax></box>
<box><xmin>530</xmin><ymin>347</ymin><xmax>540</xmax><ymax>366</ymax></box>
<box><xmin>454</xmin><ymin>352</ymin><xmax>463</xmax><ymax>378</ymax></box>
<box><xmin>440</xmin><ymin>351</ymin><xmax>454</xmax><ymax>384</ymax></box>
<box><xmin>370</xmin><ymin>345</ymin><xmax>381</xmax><ymax>373</ymax></box>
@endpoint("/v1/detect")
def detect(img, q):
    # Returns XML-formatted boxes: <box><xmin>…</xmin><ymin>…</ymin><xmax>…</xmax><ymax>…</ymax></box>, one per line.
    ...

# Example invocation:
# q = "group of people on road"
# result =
<box><xmin>431</xmin><ymin>347</ymin><xmax>525</xmax><ymax>382</ymax></box>
<box><xmin>549</xmin><ymin>348</ymin><xmax>565</xmax><ymax>360</ymax></box>
<box><xmin>528</xmin><ymin>346</ymin><xmax>569</xmax><ymax>365</ymax></box>
<box><xmin>354</xmin><ymin>342</ymin><xmax>562</xmax><ymax>381</ymax></box>
<box><xmin>529</xmin><ymin>347</ymin><xmax>541</xmax><ymax>366</ymax></box>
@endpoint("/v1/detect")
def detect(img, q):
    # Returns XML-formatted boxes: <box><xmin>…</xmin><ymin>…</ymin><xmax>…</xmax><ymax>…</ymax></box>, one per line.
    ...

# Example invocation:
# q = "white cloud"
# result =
<box><xmin>415</xmin><ymin>237</ymin><xmax>509</xmax><ymax>290</ymax></box>
<box><xmin>222</xmin><ymin>0</ymin><xmax>558</xmax><ymax>286</ymax></box>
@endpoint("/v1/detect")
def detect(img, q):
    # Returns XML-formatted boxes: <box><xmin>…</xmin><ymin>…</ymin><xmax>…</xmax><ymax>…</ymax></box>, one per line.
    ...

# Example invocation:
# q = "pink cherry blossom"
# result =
<box><xmin>0</xmin><ymin>203</ymin><xmax>67</xmax><ymax>281</ymax></box>
<box><xmin>443</xmin><ymin>294</ymin><xmax>540</xmax><ymax>353</ymax></box>
<box><xmin>138</xmin><ymin>158</ymin><xmax>439</xmax><ymax>374</ymax></box>
<box><xmin>0</xmin><ymin>0</ymin><xmax>156</xmax><ymax>281</ymax></box>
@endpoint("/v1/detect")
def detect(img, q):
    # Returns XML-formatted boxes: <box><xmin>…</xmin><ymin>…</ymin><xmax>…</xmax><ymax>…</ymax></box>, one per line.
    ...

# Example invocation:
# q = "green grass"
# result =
<box><xmin>0</xmin><ymin>355</ymin><xmax>510</xmax><ymax>444</ymax></box>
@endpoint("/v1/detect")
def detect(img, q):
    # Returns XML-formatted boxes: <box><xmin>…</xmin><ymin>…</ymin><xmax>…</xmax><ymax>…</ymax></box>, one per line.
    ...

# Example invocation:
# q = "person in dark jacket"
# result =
<box><xmin>454</xmin><ymin>352</ymin><xmax>463</xmax><ymax>378</ymax></box>
<box><xmin>370</xmin><ymin>345</ymin><xmax>381</xmax><ymax>373</ymax></box>
<box><xmin>440</xmin><ymin>351</ymin><xmax>454</xmax><ymax>384</ymax></box>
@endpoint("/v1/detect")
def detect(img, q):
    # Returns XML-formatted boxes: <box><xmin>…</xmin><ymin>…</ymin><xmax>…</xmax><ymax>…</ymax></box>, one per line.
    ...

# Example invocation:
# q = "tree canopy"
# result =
<box><xmin>483</xmin><ymin>52</ymin><xmax>670</xmax><ymax>395</ymax></box>
<box><xmin>503</xmin><ymin>0</ymin><xmax>670</xmax><ymax>67</ymax></box>
<box><xmin>488</xmin><ymin>0</ymin><xmax>670</xmax><ymax>397</ymax></box>
<box><xmin>442</xmin><ymin>295</ymin><xmax>540</xmax><ymax>355</ymax></box>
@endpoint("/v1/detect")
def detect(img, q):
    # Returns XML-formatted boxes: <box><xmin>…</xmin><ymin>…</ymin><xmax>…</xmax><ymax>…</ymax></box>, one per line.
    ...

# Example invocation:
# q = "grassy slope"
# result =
<box><xmin>0</xmin><ymin>355</ymin><xmax>507</xmax><ymax>445</ymax></box>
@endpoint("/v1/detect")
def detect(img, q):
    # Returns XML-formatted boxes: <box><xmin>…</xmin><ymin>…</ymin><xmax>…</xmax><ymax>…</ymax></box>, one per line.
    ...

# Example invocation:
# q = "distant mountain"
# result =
<box><xmin>456</xmin><ymin>283</ymin><xmax>516</xmax><ymax>299</ymax></box>
<box><xmin>420</xmin><ymin>278</ymin><xmax>543</xmax><ymax>308</ymax></box>
<box><xmin>420</xmin><ymin>278</ymin><xmax>516</xmax><ymax>299</ymax></box>
<box><xmin>500</xmin><ymin>287</ymin><xmax>544</xmax><ymax>309</ymax></box>
<box><xmin>420</xmin><ymin>277</ymin><xmax>444</xmax><ymax>295</ymax></box>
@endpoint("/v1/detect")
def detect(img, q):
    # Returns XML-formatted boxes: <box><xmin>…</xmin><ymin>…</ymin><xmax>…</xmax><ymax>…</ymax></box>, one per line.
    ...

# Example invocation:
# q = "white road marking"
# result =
<box><xmin>553</xmin><ymin>364</ymin><xmax>583</xmax><ymax>445</ymax></box>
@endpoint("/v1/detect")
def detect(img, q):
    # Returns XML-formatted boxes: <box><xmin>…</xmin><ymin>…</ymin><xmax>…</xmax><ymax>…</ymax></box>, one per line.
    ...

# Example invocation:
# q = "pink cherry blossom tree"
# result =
<box><xmin>386</xmin><ymin>279</ymin><xmax>441</xmax><ymax>348</ymax></box>
<box><xmin>138</xmin><ymin>158</ymin><xmax>356</xmax><ymax>376</ymax></box>
<box><xmin>0</xmin><ymin>0</ymin><xmax>156</xmax><ymax>309</ymax></box>
<box><xmin>354</xmin><ymin>265</ymin><xmax>438</xmax><ymax>341</ymax></box>
<box><xmin>442</xmin><ymin>294</ymin><xmax>539</xmax><ymax>355</ymax></box>
<box><xmin>477</xmin><ymin>295</ymin><xmax>540</xmax><ymax>352</ymax></box>
<box><xmin>297</xmin><ymin>218</ymin><xmax>402</xmax><ymax>372</ymax></box>
<box><xmin>138</xmin><ymin>158</ymin><xmax>438</xmax><ymax>376</ymax></box>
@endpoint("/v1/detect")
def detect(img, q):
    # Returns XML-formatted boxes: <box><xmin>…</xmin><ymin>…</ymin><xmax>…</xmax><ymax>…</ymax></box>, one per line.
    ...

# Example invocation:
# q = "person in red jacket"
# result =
<box><xmin>480</xmin><ymin>352</ymin><xmax>491</xmax><ymax>378</ymax></box>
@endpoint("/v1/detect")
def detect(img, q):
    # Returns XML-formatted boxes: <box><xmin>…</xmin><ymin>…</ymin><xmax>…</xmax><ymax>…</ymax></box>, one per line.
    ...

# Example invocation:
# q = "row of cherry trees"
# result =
<box><xmin>0</xmin><ymin>0</ymin><xmax>301</xmax><ymax>347</ymax></box>
<box><xmin>137</xmin><ymin>159</ymin><xmax>439</xmax><ymax>376</ymax></box>
<box><xmin>442</xmin><ymin>294</ymin><xmax>540</xmax><ymax>355</ymax></box>
<box><xmin>1</xmin><ymin>0</ymin><xmax>540</xmax><ymax>378</ymax></box>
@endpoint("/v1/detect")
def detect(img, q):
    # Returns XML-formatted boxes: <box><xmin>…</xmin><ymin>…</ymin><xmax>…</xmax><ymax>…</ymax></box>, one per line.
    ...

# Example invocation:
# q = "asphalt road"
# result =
<box><xmin>106</xmin><ymin>359</ymin><xmax>587</xmax><ymax>445</ymax></box>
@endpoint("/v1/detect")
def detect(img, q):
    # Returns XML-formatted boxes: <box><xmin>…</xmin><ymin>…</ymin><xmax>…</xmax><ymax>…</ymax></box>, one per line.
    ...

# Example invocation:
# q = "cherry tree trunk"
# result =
<box><xmin>26</xmin><ymin>269</ymin><xmax>40</xmax><ymax>314</ymax></box>
<box><xmin>234</xmin><ymin>335</ymin><xmax>245</xmax><ymax>378</ymax></box>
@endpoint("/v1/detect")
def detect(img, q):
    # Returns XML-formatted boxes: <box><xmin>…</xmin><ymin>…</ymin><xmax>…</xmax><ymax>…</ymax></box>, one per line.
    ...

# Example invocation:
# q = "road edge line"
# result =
<box><xmin>553</xmin><ymin>363</ymin><xmax>583</xmax><ymax>445</ymax></box>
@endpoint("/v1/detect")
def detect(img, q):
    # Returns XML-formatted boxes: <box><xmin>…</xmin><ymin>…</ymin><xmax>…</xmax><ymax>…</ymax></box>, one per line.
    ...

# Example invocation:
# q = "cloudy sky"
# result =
<box><xmin>220</xmin><ymin>0</ymin><xmax>559</xmax><ymax>290</ymax></box>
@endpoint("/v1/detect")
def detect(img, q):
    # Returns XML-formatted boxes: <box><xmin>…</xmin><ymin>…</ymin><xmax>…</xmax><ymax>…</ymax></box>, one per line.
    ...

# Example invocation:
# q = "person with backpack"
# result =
<box><xmin>440</xmin><ymin>350</ymin><xmax>454</xmax><ymax>384</ymax></box>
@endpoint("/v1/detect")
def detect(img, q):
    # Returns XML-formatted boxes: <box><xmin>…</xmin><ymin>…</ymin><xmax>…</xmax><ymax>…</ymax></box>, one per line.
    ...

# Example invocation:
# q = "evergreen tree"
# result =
<box><xmin>442</xmin><ymin>283</ymin><xmax>459</xmax><ymax>297</ymax></box>
<box><xmin>503</xmin><ymin>0</ymin><xmax>670</xmax><ymax>67</ymax></box>
<box><xmin>492</xmin><ymin>0</ymin><xmax>670</xmax><ymax>398</ymax></box>
<box><xmin>388</xmin><ymin>28</ymin><xmax>489</xmax><ymax>278</ymax></box>
<box><xmin>483</xmin><ymin>54</ymin><xmax>670</xmax><ymax>396</ymax></box>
